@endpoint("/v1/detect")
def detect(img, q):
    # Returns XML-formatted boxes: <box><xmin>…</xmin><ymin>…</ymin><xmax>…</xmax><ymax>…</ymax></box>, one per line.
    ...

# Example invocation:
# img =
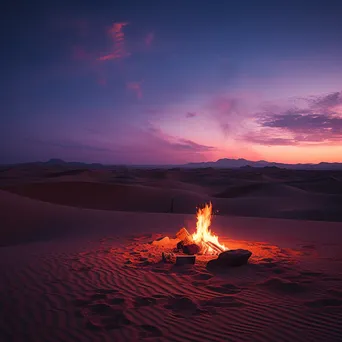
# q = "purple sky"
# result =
<box><xmin>2</xmin><ymin>0</ymin><xmax>342</xmax><ymax>164</ymax></box>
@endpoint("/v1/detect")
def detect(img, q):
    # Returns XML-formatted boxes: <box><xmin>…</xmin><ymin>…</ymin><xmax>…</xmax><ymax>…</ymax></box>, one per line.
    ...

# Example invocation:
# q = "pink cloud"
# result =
<box><xmin>97</xmin><ymin>52</ymin><xmax>125</xmax><ymax>61</ymax></box>
<box><xmin>207</xmin><ymin>95</ymin><xmax>242</xmax><ymax>136</ymax></box>
<box><xmin>126</xmin><ymin>81</ymin><xmax>143</xmax><ymax>99</ymax></box>
<box><xmin>145</xmin><ymin>32</ymin><xmax>155</xmax><ymax>47</ymax></box>
<box><xmin>117</xmin><ymin>125</ymin><xmax>217</xmax><ymax>164</ymax></box>
<box><xmin>98</xmin><ymin>22</ymin><xmax>130</xmax><ymax>61</ymax></box>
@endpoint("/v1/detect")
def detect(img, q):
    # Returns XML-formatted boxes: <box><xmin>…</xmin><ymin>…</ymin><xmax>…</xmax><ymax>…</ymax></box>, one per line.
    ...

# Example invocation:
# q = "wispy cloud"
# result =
<box><xmin>243</xmin><ymin>91</ymin><xmax>342</xmax><ymax>146</ymax></box>
<box><xmin>242</xmin><ymin>131</ymin><xmax>297</xmax><ymax>146</ymax></box>
<box><xmin>126</xmin><ymin>81</ymin><xmax>143</xmax><ymax>99</ymax></box>
<box><xmin>27</xmin><ymin>123</ymin><xmax>216</xmax><ymax>164</ymax></box>
<box><xmin>173</xmin><ymin>139</ymin><xmax>215</xmax><ymax>151</ymax></box>
<box><xmin>98</xmin><ymin>22</ymin><xmax>130</xmax><ymax>61</ymax></box>
<box><xmin>144</xmin><ymin>125</ymin><xmax>215</xmax><ymax>151</ymax></box>
<box><xmin>207</xmin><ymin>95</ymin><xmax>242</xmax><ymax>136</ymax></box>
<box><xmin>308</xmin><ymin>91</ymin><xmax>342</xmax><ymax>110</ymax></box>
<box><xmin>186</xmin><ymin>112</ymin><xmax>197</xmax><ymax>118</ymax></box>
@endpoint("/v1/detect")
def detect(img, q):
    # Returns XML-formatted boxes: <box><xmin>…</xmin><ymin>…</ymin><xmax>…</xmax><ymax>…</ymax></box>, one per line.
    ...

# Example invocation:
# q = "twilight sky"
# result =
<box><xmin>2</xmin><ymin>0</ymin><xmax>342</xmax><ymax>164</ymax></box>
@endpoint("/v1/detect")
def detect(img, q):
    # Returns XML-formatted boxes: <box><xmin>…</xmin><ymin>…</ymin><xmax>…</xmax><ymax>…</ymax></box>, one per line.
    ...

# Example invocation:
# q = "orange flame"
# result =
<box><xmin>192</xmin><ymin>202</ymin><xmax>228</xmax><ymax>254</ymax></box>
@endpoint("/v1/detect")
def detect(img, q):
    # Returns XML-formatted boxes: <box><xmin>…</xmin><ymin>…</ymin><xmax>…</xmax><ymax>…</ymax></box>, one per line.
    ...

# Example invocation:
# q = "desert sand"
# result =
<box><xmin>1</xmin><ymin>164</ymin><xmax>342</xmax><ymax>341</ymax></box>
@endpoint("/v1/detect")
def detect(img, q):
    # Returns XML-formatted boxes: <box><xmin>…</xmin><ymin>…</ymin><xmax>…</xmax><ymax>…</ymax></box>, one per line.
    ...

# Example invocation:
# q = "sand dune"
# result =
<box><xmin>213</xmin><ymin>182</ymin><xmax>308</xmax><ymax>198</ymax></box>
<box><xmin>1</xmin><ymin>165</ymin><xmax>342</xmax><ymax>341</ymax></box>
<box><xmin>1</xmin><ymin>181</ymin><xmax>207</xmax><ymax>214</ymax></box>
<box><xmin>2</xmin><ymin>177</ymin><xmax>337</xmax><ymax>221</ymax></box>
<box><xmin>287</xmin><ymin>176</ymin><xmax>342</xmax><ymax>194</ymax></box>
<box><xmin>1</xmin><ymin>190</ymin><xmax>342</xmax><ymax>341</ymax></box>
<box><xmin>0</xmin><ymin>168</ymin><xmax>342</xmax><ymax>221</ymax></box>
<box><xmin>2</xmin><ymin>188</ymin><xmax>342</xmax><ymax>247</ymax></box>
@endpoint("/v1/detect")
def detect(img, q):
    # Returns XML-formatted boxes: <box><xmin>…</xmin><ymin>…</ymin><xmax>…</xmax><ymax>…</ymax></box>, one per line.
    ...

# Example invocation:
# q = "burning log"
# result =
<box><xmin>175</xmin><ymin>228</ymin><xmax>193</xmax><ymax>245</ymax></box>
<box><xmin>155</xmin><ymin>203</ymin><xmax>228</xmax><ymax>259</ymax></box>
<box><xmin>175</xmin><ymin>225</ymin><xmax>226</xmax><ymax>255</ymax></box>
<box><xmin>206</xmin><ymin>241</ymin><xmax>225</xmax><ymax>254</ymax></box>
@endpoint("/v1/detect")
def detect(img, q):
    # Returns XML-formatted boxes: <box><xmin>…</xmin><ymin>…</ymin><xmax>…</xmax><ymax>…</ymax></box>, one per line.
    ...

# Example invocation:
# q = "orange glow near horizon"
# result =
<box><xmin>185</xmin><ymin>143</ymin><xmax>342</xmax><ymax>165</ymax></box>
<box><xmin>246</xmin><ymin>145</ymin><xmax>342</xmax><ymax>164</ymax></box>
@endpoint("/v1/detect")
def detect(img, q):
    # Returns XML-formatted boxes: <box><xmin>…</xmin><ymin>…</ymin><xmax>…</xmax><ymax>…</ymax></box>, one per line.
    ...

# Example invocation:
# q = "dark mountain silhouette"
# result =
<box><xmin>2</xmin><ymin>158</ymin><xmax>342</xmax><ymax>170</ymax></box>
<box><xmin>182</xmin><ymin>158</ymin><xmax>342</xmax><ymax>170</ymax></box>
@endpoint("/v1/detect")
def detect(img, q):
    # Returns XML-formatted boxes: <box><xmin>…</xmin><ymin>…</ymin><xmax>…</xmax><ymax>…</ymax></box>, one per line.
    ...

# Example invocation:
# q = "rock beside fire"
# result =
<box><xmin>206</xmin><ymin>249</ymin><xmax>252</xmax><ymax>269</ymax></box>
<box><xmin>183</xmin><ymin>244</ymin><xmax>201</xmax><ymax>255</ymax></box>
<box><xmin>175</xmin><ymin>255</ymin><xmax>196</xmax><ymax>266</ymax></box>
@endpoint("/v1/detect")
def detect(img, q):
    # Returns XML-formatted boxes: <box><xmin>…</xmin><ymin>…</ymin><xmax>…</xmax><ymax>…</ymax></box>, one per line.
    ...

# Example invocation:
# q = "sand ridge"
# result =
<box><xmin>1</xmin><ymin>165</ymin><xmax>342</xmax><ymax>221</ymax></box>
<box><xmin>1</xmin><ymin>165</ymin><xmax>342</xmax><ymax>341</ymax></box>
<box><xmin>1</xmin><ymin>230</ymin><xmax>342</xmax><ymax>342</ymax></box>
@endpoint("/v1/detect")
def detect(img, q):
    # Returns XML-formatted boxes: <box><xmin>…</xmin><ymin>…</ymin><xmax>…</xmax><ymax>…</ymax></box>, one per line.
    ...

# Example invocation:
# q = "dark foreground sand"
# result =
<box><xmin>1</xmin><ymin>166</ymin><xmax>342</xmax><ymax>341</ymax></box>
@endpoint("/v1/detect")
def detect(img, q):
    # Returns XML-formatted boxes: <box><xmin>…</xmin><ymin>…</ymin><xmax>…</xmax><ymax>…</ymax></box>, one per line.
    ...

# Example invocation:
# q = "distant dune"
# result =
<box><xmin>1</xmin><ymin>165</ymin><xmax>342</xmax><ymax>222</ymax></box>
<box><xmin>213</xmin><ymin>182</ymin><xmax>308</xmax><ymax>198</ymax></box>
<box><xmin>1</xmin><ymin>181</ymin><xmax>207</xmax><ymax>214</ymax></box>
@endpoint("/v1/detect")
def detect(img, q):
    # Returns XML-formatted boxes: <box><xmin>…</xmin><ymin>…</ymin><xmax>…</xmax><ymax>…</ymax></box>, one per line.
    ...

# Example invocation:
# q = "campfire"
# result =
<box><xmin>152</xmin><ymin>202</ymin><xmax>252</xmax><ymax>267</ymax></box>
<box><xmin>177</xmin><ymin>202</ymin><xmax>228</xmax><ymax>255</ymax></box>
<box><xmin>153</xmin><ymin>202</ymin><xmax>228</xmax><ymax>257</ymax></box>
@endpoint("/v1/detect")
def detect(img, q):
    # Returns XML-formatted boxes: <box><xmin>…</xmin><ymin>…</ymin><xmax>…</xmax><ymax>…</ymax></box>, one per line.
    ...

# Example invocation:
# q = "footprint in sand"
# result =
<box><xmin>90</xmin><ymin>293</ymin><xmax>107</xmax><ymax>300</ymax></box>
<box><xmin>108</xmin><ymin>297</ymin><xmax>125</xmax><ymax>305</ymax></box>
<box><xmin>138</xmin><ymin>324</ymin><xmax>163</xmax><ymax>338</ymax></box>
<box><xmin>192</xmin><ymin>273</ymin><xmax>213</xmax><ymax>281</ymax></box>
<box><xmin>164</xmin><ymin>295</ymin><xmax>202</xmax><ymax>317</ymax></box>
<box><xmin>206</xmin><ymin>283</ymin><xmax>242</xmax><ymax>294</ymax></box>
<box><xmin>82</xmin><ymin>303</ymin><xmax>131</xmax><ymax>330</ymax></box>
<box><xmin>73</xmin><ymin>289</ymin><xmax>127</xmax><ymax>327</ymax></box>
<box><xmin>86</xmin><ymin>309</ymin><xmax>131</xmax><ymax>330</ymax></box>
<box><xmin>134</xmin><ymin>296</ymin><xmax>157</xmax><ymax>307</ymax></box>
<box><xmin>258</xmin><ymin>277</ymin><xmax>307</xmax><ymax>294</ymax></box>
